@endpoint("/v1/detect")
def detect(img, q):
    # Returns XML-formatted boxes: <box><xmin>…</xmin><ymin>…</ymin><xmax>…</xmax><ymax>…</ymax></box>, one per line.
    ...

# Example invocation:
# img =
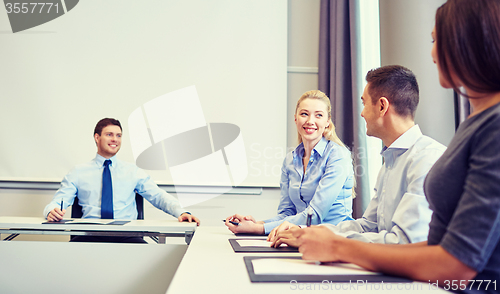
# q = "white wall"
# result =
<box><xmin>0</xmin><ymin>0</ymin><xmax>288</xmax><ymax>188</ymax></box>
<box><xmin>287</xmin><ymin>0</ymin><xmax>321</xmax><ymax>150</ymax></box>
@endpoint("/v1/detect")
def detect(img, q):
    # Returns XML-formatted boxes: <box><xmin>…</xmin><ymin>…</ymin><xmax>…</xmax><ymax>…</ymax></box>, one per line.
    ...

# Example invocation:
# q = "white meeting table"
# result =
<box><xmin>167</xmin><ymin>226</ymin><xmax>450</xmax><ymax>294</ymax></box>
<box><xmin>0</xmin><ymin>216</ymin><xmax>199</xmax><ymax>294</ymax></box>
<box><xmin>0</xmin><ymin>216</ymin><xmax>197</xmax><ymax>244</ymax></box>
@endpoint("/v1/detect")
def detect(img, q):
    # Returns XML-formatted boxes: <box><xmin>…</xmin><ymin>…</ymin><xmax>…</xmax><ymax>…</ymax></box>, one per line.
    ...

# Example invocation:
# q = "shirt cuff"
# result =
<box><xmin>263</xmin><ymin>222</ymin><xmax>277</xmax><ymax>235</ymax></box>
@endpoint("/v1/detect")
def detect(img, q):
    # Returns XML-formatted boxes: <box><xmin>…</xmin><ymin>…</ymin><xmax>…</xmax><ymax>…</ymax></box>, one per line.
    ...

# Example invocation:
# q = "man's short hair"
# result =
<box><xmin>94</xmin><ymin>118</ymin><xmax>122</xmax><ymax>136</ymax></box>
<box><xmin>365</xmin><ymin>65</ymin><xmax>419</xmax><ymax>119</ymax></box>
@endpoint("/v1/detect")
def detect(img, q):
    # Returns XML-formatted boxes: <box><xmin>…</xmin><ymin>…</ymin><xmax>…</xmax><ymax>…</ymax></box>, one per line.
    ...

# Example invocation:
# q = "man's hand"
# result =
<box><xmin>178</xmin><ymin>213</ymin><xmax>200</xmax><ymax>226</ymax></box>
<box><xmin>47</xmin><ymin>207</ymin><xmax>66</xmax><ymax>222</ymax></box>
<box><xmin>298</xmin><ymin>226</ymin><xmax>343</xmax><ymax>262</ymax></box>
<box><xmin>267</xmin><ymin>221</ymin><xmax>299</xmax><ymax>242</ymax></box>
<box><xmin>271</xmin><ymin>226</ymin><xmax>304</xmax><ymax>248</ymax></box>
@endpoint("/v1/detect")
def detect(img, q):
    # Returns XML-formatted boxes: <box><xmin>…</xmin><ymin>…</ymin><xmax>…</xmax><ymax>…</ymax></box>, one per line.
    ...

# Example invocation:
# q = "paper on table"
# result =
<box><xmin>68</xmin><ymin>219</ymin><xmax>116</xmax><ymax>225</ymax></box>
<box><xmin>235</xmin><ymin>239</ymin><xmax>288</xmax><ymax>247</ymax></box>
<box><xmin>236</xmin><ymin>239</ymin><xmax>272</xmax><ymax>247</ymax></box>
<box><xmin>251</xmin><ymin>258</ymin><xmax>381</xmax><ymax>276</ymax></box>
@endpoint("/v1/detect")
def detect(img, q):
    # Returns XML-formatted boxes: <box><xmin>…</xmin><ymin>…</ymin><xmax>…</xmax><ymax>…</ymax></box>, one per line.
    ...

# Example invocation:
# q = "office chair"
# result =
<box><xmin>71</xmin><ymin>193</ymin><xmax>144</xmax><ymax>219</ymax></box>
<box><xmin>70</xmin><ymin>193</ymin><xmax>145</xmax><ymax>241</ymax></box>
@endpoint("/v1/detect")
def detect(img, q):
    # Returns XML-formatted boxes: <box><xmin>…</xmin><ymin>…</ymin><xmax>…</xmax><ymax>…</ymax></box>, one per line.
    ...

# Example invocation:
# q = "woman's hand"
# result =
<box><xmin>224</xmin><ymin>214</ymin><xmax>265</xmax><ymax>234</ymax></box>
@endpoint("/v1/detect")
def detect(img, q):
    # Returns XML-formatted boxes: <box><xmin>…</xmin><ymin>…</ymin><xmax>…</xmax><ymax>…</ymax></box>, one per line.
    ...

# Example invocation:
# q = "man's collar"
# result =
<box><xmin>385</xmin><ymin>124</ymin><xmax>422</xmax><ymax>150</ymax></box>
<box><xmin>95</xmin><ymin>154</ymin><xmax>117</xmax><ymax>166</ymax></box>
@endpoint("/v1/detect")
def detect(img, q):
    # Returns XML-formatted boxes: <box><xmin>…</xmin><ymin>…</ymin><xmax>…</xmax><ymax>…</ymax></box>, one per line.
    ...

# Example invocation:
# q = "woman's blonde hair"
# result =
<box><xmin>295</xmin><ymin>90</ymin><xmax>346</xmax><ymax>148</ymax></box>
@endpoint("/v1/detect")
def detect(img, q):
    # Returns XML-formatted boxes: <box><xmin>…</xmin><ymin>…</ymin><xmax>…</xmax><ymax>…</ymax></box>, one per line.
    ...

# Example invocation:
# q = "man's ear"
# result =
<box><xmin>378</xmin><ymin>97</ymin><xmax>390</xmax><ymax>116</ymax></box>
<box><xmin>94</xmin><ymin>133</ymin><xmax>99</xmax><ymax>145</ymax></box>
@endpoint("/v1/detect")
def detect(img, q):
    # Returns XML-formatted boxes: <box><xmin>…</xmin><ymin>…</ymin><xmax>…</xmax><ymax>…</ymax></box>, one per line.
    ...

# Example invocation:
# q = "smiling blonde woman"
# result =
<box><xmin>225</xmin><ymin>90</ymin><xmax>354</xmax><ymax>235</ymax></box>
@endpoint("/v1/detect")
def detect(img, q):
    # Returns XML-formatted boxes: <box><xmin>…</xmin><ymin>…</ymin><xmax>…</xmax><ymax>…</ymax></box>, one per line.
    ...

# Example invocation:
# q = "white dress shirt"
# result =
<box><xmin>44</xmin><ymin>154</ymin><xmax>185</xmax><ymax>219</ymax></box>
<box><xmin>323</xmin><ymin>125</ymin><xmax>446</xmax><ymax>244</ymax></box>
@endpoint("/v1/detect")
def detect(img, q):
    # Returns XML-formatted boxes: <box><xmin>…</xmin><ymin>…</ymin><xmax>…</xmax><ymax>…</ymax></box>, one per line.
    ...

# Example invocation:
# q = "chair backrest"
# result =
<box><xmin>71</xmin><ymin>193</ymin><xmax>144</xmax><ymax>220</ymax></box>
<box><xmin>136</xmin><ymin>194</ymin><xmax>144</xmax><ymax>220</ymax></box>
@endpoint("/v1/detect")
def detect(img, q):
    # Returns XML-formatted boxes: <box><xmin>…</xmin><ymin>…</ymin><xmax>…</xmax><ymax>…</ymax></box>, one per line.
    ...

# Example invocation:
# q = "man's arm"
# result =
<box><xmin>270</xmin><ymin>186</ymin><xmax>380</xmax><ymax>244</ymax></box>
<box><xmin>136</xmin><ymin>169</ymin><xmax>200</xmax><ymax>225</ymax></box>
<box><xmin>323</xmin><ymin>192</ymin><xmax>380</xmax><ymax>237</ymax></box>
<box><xmin>44</xmin><ymin>173</ymin><xmax>78</xmax><ymax>220</ymax></box>
<box><xmin>331</xmin><ymin>192</ymin><xmax>432</xmax><ymax>244</ymax></box>
<box><xmin>330</xmin><ymin>146</ymin><xmax>443</xmax><ymax>244</ymax></box>
<box><xmin>178</xmin><ymin>213</ymin><xmax>200</xmax><ymax>226</ymax></box>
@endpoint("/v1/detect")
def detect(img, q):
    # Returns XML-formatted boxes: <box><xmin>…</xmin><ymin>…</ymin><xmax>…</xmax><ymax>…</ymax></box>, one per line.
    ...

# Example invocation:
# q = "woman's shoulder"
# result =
<box><xmin>282</xmin><ymin>145</ymin><xmax>299</xmax><ymax>165</ymax></box>
<box><xmin>457</xmin><ymin>103</ymin><xmax>500</xmax><ymax>144</ymax></box>
<box><xmin>325</xmin><ymin>139</ymin><xmax>350</xmax><ymax>153</ymax></box>
<box><xmin>463</xmin><ymin>102</ymin><xmax>500</xmax><ymax>131</ymax></box>
<box><xmin>324</xmin><ymin>140</ymin><xmax>351</xmax><ymax>161</ymax></box>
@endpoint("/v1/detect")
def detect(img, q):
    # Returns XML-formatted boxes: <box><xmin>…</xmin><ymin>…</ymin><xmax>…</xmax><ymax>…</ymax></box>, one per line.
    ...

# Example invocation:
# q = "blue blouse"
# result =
<box><xmin>263</xmin><ymin>137</ymin><xmax>354</xmax><ymax>234</ymax></box>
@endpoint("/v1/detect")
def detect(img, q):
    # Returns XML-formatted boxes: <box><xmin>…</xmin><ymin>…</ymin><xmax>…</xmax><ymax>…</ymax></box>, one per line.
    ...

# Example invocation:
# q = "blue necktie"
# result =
<box><xmin>101</xmin><ymin>159</ymin><xmax>113</xmax><ymax>219</ymax></box>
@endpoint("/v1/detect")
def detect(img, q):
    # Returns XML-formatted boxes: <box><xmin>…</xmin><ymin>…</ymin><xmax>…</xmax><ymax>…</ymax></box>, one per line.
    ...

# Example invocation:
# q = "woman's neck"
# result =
<box><xmin>468</xmin><ymin>90</ymin><xmax>500</xmax><ymax>117</ymax></box>
<box><xmin>301</xmin><ymin>137</ymin><xmax>321</xmax><ymax>159</ymax></box>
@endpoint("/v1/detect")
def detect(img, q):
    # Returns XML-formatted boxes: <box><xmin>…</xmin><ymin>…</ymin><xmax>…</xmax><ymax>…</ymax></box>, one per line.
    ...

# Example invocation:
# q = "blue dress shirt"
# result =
<box><xmin>43</xmin><ymin>154</ymin><xmax>185</xmax><ymax>219</ymax></box>
<box><xmin>263</xmin><ymin>137</ymin><xmax>354</xmax><ymax>234</ymax></box>
<box><xmin>324</xmin><ymin>125</ymin><xmax>446</xmax><ymax>243</ymax></box>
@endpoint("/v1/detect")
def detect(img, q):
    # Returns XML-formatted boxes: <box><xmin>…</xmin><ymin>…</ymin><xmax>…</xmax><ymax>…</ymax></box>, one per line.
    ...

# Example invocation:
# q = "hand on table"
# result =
<box><xmin>271</xmin><ymin>225</ymin><xmax>343</xmax><ymax>262</ymax></box>
<box><xmin>224</xmin><ymin>214</ymin><xmax>265</xmax><ymax>235</ymax></box>
<box><xmin>178</xmin><ymin>213</ymin><xmax>201</xmax><ymax>226</ymax></box>
<box><xmin>296</xmin><ymin>225</ymin><xmax>343</xmax><ymax>262</ymax></box>
<box><xmin>267</xmin><ymin>220</ymin><xmax>299</xmax><ymax>243</ymax></box>
<box><xmin>47</xmin><ymin>207</ymin><xmax>66</xmax><ymax>222</ymax></box>
<box><xmin>270</xmin><ymin>225</ymin><xmax>304</xmax><ymax>248</ymax></box>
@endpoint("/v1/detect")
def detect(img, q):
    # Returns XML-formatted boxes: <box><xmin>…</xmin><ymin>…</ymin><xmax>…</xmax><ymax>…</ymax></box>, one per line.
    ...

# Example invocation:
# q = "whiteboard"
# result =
<box><xmin>0</xmin><ymin>0</ymin><xmax>287</xmax><ymax>187</ymax></box>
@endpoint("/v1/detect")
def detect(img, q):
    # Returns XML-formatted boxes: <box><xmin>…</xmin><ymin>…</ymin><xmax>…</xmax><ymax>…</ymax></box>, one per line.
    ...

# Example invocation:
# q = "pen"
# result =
<box><xmin>222</xmin><ymin>219</ymin><xmax>239</xmax><ymax>226</ymax></box>
<box><xmin>306</xmin><ymin>206</ymin><xmax>313</xmax><ymax>227</ymax></box>
<box><xmin>61</xmin><ymin>200</ymin><xmax>63</xmax><ymax>211</ymax></box>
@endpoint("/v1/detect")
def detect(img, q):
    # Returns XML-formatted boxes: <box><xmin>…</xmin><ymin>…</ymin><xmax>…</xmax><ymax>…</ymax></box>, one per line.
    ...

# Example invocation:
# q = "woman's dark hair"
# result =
<box><xmin>435</xmin><ymin>0</ymin><xmax>500</xmax><ymax>95</ymax></box>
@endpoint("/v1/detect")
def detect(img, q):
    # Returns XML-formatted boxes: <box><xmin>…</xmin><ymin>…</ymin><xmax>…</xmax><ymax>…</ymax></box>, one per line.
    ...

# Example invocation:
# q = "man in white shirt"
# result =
<box><xmin>270</xmin><ymin>65</ymin><xmax>445</xmax><ymax>245</ymax></box>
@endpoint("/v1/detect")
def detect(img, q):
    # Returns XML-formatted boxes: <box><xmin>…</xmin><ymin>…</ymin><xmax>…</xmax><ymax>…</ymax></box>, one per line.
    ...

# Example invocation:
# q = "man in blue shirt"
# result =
<box><xmin>44</xmin><ymin>118</ymin><xmax>199</xmax><ymax>242</ymax></box>
<box><xmin>270</xmin><ymin>65</ymin><xmax>445</xmax><ymax>245</ymax></box>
